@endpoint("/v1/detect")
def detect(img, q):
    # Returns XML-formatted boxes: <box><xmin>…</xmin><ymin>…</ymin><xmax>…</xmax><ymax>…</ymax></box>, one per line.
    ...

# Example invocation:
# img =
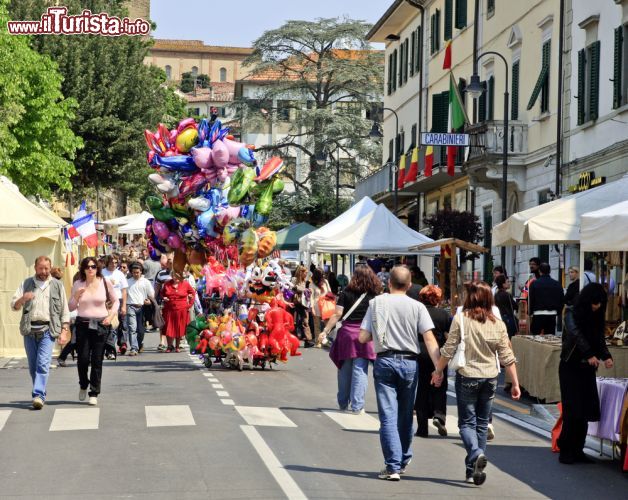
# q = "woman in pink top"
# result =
<box><xmin>69</xmin><ymin>257</ymin><xmax>119</xmax><ymax>406</ymax></box>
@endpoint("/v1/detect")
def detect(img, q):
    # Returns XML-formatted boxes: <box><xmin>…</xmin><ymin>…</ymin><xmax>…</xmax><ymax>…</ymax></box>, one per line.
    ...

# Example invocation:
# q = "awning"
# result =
<box><xmin>581</xmin><ymin>200</ymin><xmax>628</xmax><ymax>251</ymax></box>
<box><xmin>117</xmin><ymin>212</ymin><xmax>153</xmax><ymax>235</ymax></box>
<box><xmin>275</xmin><ymin>222</ymin><xmax>317</xmax><ymax>251</ymax></box>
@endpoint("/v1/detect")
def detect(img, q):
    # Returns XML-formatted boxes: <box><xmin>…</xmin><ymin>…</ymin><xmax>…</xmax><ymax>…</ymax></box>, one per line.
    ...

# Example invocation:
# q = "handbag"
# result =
<box><xmin>449</xmin><ymin>312</ymin><xmax>467</xmax><ymax>371</ymax></box>
<box><xmin>152</xmin><ymin>298</ymin><xmax>165</xmax><ymax>329</ymax></box>
<box><xmin>103</xmin><ymin>278</ymin><xmax>120</xmax><ymax>330</ymax></box>
<box><xmin>329</xmin><ymin>293</ymin><xmax>367</xmax><ymax>341</ymax></box>
<box><xmin>318</xmin><ymin>293</ymin><xmax>337</xmax><ymax>321</ymax></box>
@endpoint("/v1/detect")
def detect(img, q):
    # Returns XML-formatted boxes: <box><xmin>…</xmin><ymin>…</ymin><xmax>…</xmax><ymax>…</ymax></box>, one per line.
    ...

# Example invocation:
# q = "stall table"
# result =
<box><xmin>511</xmin><ymin>335</ymin><xmax>628</xmax><ymax>403</ymax></box>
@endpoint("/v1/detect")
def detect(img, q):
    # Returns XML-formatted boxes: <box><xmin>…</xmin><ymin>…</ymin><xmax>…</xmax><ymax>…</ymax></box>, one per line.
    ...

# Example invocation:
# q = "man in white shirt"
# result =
<box><xmin>102</xmin><ymin>255</ymin><xmax>128</xmax><ymax>356</ymax></box>
<box><xmin>125</xmin><ymin>263</ymin><xmax>155</xmax><ymax>355</ymax></box>
<box><xmin>11</xmin><ymin>256</ymin><xmax>70</xmax><ymax>409</ymax></box>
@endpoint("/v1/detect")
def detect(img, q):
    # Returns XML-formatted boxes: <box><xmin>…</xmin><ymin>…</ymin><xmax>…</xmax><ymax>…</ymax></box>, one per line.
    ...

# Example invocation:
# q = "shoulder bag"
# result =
<box><xmin>328</xmin><ymin>293</ymin><xmax>367</xmax><ymax>341</ymax></box>
<box><xmin>103</xmin><ymin>278</ymin><xmax>120</xmax><ymax>330</ymax></box>
<box><xmin>448</xmin><ymin>312</ymin><xmax>466</xmax><ymax>371</ymax></box>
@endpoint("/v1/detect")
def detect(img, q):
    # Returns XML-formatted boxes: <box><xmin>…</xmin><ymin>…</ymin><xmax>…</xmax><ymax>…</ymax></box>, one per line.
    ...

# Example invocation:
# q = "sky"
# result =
<box><xmin>150</xmin><ymin>0</ymin><xmax>386</xmax><ymax>47</ymax></box>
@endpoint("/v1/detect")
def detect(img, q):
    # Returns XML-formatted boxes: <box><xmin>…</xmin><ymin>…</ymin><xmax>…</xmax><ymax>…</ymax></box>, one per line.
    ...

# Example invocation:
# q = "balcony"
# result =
<box><xmin>354</xmin><ymin>164</ymin><xmax>394</xmax><ymax>201</ymax></box>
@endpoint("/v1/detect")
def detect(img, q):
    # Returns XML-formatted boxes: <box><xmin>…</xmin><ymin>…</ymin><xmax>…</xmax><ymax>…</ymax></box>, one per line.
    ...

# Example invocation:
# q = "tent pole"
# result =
<box><xmin>579</xmin><ymin>246</ymin><xmax>585</xmax><ymax>291</ymax></box>
<box><xmin>450</xmin><ymin>243</ymin><xmax>458</xmax><ymax>312</ymax></box>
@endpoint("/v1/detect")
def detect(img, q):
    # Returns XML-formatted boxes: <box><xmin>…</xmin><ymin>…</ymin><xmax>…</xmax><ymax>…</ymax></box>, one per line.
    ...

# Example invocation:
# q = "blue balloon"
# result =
<box><xmin>150</xmin><ymin>154</ymin><xmax>198</xmax><ymax>173</ymax></box>
<box><xmin>197</xmin><ymin>209</ymin><xmax>218</xmax><ymax>238</ymax></box>
<box><xmin>238</xmin><ymin>147</ymin><xmax>256</xmax><ymax>165</ymax></box>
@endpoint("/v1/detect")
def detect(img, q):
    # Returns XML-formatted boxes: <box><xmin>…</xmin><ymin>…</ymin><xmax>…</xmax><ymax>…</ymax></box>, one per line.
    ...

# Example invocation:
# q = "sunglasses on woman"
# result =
<box><xmin>85</xmin><ymin>264</ymin><xmax>97</xmax><ymax>270</ymax></box>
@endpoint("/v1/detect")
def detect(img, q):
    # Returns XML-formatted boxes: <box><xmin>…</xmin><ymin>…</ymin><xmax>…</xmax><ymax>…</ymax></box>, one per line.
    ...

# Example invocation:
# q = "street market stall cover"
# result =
<box><xmin>298</xmin><ymin>196</ymin><xmax>377</xmax><ymax>253</ymax></box>
<box><xmin>313</xmin><ymin>204</ymin><xmax>436</xmax><ymax>255</ymax></box>
<box><xmin>493</xmin><ymin>174</ymin><xmax>628</xmax><ymax>246</ymax></box>
<box><xmin>116</xmin><ymin>211</ymin><xmax>153</xmax><ymax>235</ymax></box>
<box><xmin>275</xmin><ymin>222</ymin><xmax>317</xmax><ymax>251</ymax></box>
<box><xmin>581</xmin><ymin>200</ymin><xmax>628</xmax><ymax>251</ymax></box>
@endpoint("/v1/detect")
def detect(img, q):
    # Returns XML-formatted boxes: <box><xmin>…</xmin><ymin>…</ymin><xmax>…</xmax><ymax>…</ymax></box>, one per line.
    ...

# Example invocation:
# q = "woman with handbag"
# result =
<box><xmin>558</xmin><ymin>283</ymin><xmax>613</xmax><ymax>464</ymax></box>
<box><xmin>310</xmin><ymin>268</ymin><xmax>331</xmax><ymax>348</ymax></box>
<box><xmin>433</xmin><ymin>282</ymin><xmax>520</xmax><ymax>486</ymax></box>
<box><xmin>292</xmin><ymin>266</ymin><xmax>313</xmax><ymax>348</ymax></box>
<box><xmin>69</xmin><ymin>258</ymin><xmax>119</xmax><ymax>406</ymax></box>
<box><xmin>319</xmin><ymin>266</ymin><xmax>381</xmax><ymax>414</ymax></box>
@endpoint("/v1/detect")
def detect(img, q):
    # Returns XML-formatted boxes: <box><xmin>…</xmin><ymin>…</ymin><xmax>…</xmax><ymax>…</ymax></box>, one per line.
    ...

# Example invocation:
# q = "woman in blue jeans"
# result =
<box><xmin>320</xmin><ymin>266</ymin><xmax>381</xmax><ymax>414</ymax></box>
<box><xmin>433</xmin><ymin>282</ymin><xmax>521</xmax><ymax>486</ymax></box>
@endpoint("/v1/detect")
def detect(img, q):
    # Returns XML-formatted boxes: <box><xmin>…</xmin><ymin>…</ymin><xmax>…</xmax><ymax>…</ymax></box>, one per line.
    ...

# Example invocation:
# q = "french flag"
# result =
<box><xmin>69</xmin><ymin>201</ymin><xmax>98</xmax><ymax>248</ymax></box>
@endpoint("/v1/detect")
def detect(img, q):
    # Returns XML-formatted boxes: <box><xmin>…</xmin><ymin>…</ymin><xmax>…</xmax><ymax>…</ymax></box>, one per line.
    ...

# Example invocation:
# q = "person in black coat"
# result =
<box><xmin>564</xmin><ymin>266</ymin><xmax>580</xmax><ymax>306</ymax></box>
<box><xmin>411</xmin><ymin>285</ymin><xmax>452</xmax><ymax>437</ymax></box>
<box><xmin>494</xmin><ymin>275</ymin><xmax>518</xmax><ymax>338</ymax></box>
<box><xmin>558</xmin><ymin>283</ymin><xmax>613</xmax><ymax>464</ymax></box>
<box><xmin>529</xmin><ymin>263</ymin><xmax>564</xmax><ymax>335</ymax></box>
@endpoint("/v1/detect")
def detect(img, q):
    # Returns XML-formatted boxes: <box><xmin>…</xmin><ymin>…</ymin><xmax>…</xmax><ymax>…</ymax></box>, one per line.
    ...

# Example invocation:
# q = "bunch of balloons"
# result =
<box><xmin>143</xmin><ymin>117</ymin><xmax>285</xmax><ymax>270</ymax></box>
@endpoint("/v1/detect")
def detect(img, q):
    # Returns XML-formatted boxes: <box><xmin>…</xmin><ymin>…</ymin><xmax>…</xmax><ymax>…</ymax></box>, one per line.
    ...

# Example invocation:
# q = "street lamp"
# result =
<box><xmin>466</xmin><ymin>51</ymin><xmax>509</xmax><ymax>267</ymax></box>
<box><xmin>370</xmin><ymin>107</ymin><xmax>400</xmax><ymax>214</ymax></box>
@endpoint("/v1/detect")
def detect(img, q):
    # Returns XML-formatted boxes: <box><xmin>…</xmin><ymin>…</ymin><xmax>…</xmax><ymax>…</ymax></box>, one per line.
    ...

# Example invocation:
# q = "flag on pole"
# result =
<box><xmin>442</xmin><ymin>40</ymin><xmax>452</xmax><ymax>70</ymax></box>
<box><xmin>397</xmin><ymin>153</ymin><xmax>406</xmax><ymax>189</ymax></box>
<box><xmin>424</xmin><ymin>146</ymin><xmax>434</xmax><ymax>177</ymax></box>
<box><xmin>70</xmin><ymin>201</ymin><xmax>98</xmax><ymax>248</ymax></box>
<box><xmin>405</xmin><ymin>146</ymin><xmax>419</xmax><ymax>183</ymax></box>
<box><xmin>446</xmin><ymin>71</ymin><xmax>470</xmax><ymax>176</ymax></box>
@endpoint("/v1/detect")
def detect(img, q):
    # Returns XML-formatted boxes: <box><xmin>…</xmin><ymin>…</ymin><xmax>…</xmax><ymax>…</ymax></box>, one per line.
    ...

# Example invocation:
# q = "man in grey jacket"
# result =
<box><xmin>11</xmin><ymin>256</ymin><xmax>70</xmax><ymax>409</ymax></box>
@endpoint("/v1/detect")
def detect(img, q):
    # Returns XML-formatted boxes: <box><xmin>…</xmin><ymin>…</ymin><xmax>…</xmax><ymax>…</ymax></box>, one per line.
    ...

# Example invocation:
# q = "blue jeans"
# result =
<box><xmin>455</xmin><ymin>373</ymin><xmax>497</xmax><ymax>476</ymax></box>
<box><xmin>125</xmin><ymin>305</ymin><xmax>144</xmax><ymax>351</ymax></box>
<box><xmin>337</xmin><ymin>357</ymin><xmax>370</xmax><ymax>411</ymax></box>
<box><xmin>373</xmin><ymin>356</ymin><xmax>419</xmax><ymax>473</ymax></box>
<box><xmin>23</xmin><ymin>331</ymin><xmax>55</xmax><ymax>401</ymax></box>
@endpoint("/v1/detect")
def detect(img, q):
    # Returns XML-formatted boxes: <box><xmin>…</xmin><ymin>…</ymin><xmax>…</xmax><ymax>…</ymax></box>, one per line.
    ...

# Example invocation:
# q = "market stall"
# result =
<box><xmin>275</xmin><ymin>222</ymin><xmax>317</xmax><ymax>251</ymax></box>
<box><xmin>116</xmin><ymin>211</ymin><xmax>153</xmax><ymax>235</ymax></box>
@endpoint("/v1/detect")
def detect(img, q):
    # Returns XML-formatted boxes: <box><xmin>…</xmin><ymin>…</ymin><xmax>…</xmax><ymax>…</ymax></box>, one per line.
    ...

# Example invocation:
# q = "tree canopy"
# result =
<box><xmin>180</xmin><ymin>72</ymin><xmax>210</xmax><ymax>94</ymax></box>
<box><xmin>0</xmin><ymin>0</ymin><xmax>82</xmax><ymax>197</ymax></box>
<box><xmin>8</xmin><ymin>0</ymin><xmax>187</xmax><ymax>199</ymax></box>
<box><xmin>235</xmin><ymin>17</ymin><xmax>384</xmax><ymax>225</ymax></box>
<box><xmin>423</xmin><ymin>209</ymin><xmax>484</xmax><ymax>261</ymax></box>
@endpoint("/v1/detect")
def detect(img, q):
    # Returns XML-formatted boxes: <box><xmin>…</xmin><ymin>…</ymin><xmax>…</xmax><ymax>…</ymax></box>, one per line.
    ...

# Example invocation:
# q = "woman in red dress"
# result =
<box><xmin>160</xmin><ymin>271</ymin><xmax>195</xmax><ymax>352</ymax></box>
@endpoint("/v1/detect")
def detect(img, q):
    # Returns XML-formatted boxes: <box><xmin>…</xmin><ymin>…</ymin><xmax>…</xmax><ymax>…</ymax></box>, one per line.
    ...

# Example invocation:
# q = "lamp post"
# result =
<box><xmin>369</xmin><ymin>107</ymin><xmax>400</xmax><ymax>214</ymax></box>
<box><xmin>466</xmin><ymin>51</ymin><xmax>509</xmax><ymax>267</ymax></box>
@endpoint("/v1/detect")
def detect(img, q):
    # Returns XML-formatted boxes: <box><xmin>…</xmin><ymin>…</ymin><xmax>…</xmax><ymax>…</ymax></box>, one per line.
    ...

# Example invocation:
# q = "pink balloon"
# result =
<box><xmin>167</xmin><ymin>233</ymin><xmax>183</xmax><ymax>249</ymax></box>
<box><xmin>191</xmin><ymin>147</ymin><xmax>213</xmax><ymax>169</ymax></box>
<box><xmin>212</xmin><ymin>139</ymin><xmax>229</xmax><ymax>168</ymax></box>
<box><xmin>152</xmin><ymin>221</ymin><xmax>170</xmax><ymax>240</ymax></box>
<box><xmin>177</xmin><ymin>118</ymin><xmax>196</xmax><ymax>134</ymax></box>
<box><xmin>223</xmin><ymin>138</ymin><xmax>247</xmax><ymax>164</ymax></box>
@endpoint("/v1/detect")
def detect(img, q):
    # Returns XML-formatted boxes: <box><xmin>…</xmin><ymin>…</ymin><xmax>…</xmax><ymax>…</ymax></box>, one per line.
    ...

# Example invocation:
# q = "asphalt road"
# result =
<box><xmin>0</xmin><ymin>333</ymin><xmax>625</xmax><ymax>499</ymax></box>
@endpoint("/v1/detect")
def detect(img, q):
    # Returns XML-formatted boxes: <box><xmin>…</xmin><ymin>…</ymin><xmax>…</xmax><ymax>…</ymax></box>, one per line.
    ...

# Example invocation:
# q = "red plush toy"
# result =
<box><xmin>265</xmin><ymin>299</ymin><xmax>301</xmax><ymax>362</ymax></box>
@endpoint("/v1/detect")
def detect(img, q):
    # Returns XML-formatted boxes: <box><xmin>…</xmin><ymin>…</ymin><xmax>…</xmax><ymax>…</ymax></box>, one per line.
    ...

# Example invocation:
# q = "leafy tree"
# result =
<box><xmin>180</xmin><ymin>72</ymin><xmax>210</xmax><ymax>94</ymax></box>
<box><xmin>0</xmin><ymin>0</ymin><xmax>81</xmax><ymax>196</ymax></box>
<box><xmin>8</xmin><ymin>0</ymin><xmax>188</xmax><ymax>199</ymax></box>
<box><xmin>235</xmin><ymin>18</ymin><xmax>383</xmax><ymax>225</ymax></box>
<box><xmin>423</xmin><ymin>209</ymin><xmax>484</xmax><ymax>261</ymax></box>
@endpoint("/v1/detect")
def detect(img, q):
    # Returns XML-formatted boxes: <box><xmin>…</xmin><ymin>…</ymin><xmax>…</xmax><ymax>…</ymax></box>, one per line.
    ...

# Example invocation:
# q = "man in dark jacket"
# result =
<box><xmin>529</xmin><ymin>262</ymin><xmax>564</xmax><ymax>335</ymax></box>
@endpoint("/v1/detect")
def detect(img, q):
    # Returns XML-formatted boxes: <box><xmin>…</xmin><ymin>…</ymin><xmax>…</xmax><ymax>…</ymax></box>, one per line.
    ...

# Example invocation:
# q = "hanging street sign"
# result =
<box><xmin>421</xmin><ymin>132</ymin><xmax>470</xmax><ymax>146</ymax></box>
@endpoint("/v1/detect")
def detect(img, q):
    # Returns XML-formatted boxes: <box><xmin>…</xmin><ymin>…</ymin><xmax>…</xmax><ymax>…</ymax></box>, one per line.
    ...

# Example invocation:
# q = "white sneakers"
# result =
<box><xmin>487</xmin><ymin>424</ymin><xmax>495</xmax><ymax>441</ymax></box>
<box><xmin>79</xmin><ymin>390</ymin><xmax>97</xmax><ymax>406</ymax></box>
<box><xmin>32</xmin><ymin>397</ymin><xmax>44</xmax><ymax>410</ymax></box>
<box><xmin>88</xmin><ymin>396</ymin><xmax>98</xmax><ymax>406</ymax></box>
<box><xmin>79</xmin><ymin>389</ymin><xmax>87</xmax><ymax>401</ymax></box>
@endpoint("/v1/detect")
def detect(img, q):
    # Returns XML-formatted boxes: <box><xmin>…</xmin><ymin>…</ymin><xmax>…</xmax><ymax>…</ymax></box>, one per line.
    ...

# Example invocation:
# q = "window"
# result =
<box><xmin>455</xmin><ymin>0</ymin><xmax>467</xmax><ymax>29</ymax></box>
<box><xmin>403</xmin><ymin>38</ymin><xmax>409</xmax><ymax>83</ymax></box>
<box><xmin>388</xmin><ymin>53</ymin><xmax>393</xmax><ymax>95</ymax></box>
<box><xmin>218</xmin><ymin>107</ymin><xmax>226</xmax><ymax>118</ymax></box>
<box><xmin>276</xmin><ymin>100</ymin><xmax>296</xmax><ymax>122</ymax></box>
<box><xmin>366</xmin><ymin>103</ymin><xmax>383</xmax><ymax>122</ymax></box>
<box><xmin>613</xmin><ymin>25</ymin><xmax>627</xmax><ymax>109</ymax></box>
<box><xmin>527</xmin><ymin>40</ymin><xmax>551</xmax><ymax>112</ymax></box>
<box><xmin>487</xmin><ymin>75</ymin><xmax>495</xmax><ymax>120</ymax></box>
<box><xmin>454</xmin><ymin>189</ymin><xmax>467</xmax><ymax>211</ymax></box>
<box><xmin>444</xmin><ymin>0</ymin><xmax>453</xmax><ymax>41</ymax></box>
<box><xmin>577</xmin><ymin>41</ymin><xmax>601</xmax><ymax>124</ymax></box>
<box><xmin>219</xmin><ymin>67</ymin><xmax>227</xmax><ymax>82</ymax></box>
<box><xmin>431</xmin><ymin>9</ymin><xmax>441</xmax><ymax>55</ymax></box>
<box><xmin>410</xmin><ymin>31</ymin><xmax>416</xmax><ymax>77</ymax></box>
<box><xmin>431</xmin><ymin>91</ymin><xmax>449</xmax><ymax>164</ymax></box>
<box><xmin>396</xmin><ymin>131</ymin><xmax>405</xmax><ymax>161</ymax></box>
<box><xmin>512</xmin><ymin>60</ymin><xmax>520</xmax><ymax>120</ymax></box>
<box><xmin>336</xmin><ymin>101</ymin><xmax>362</xmax><ymax>116</ymax></box>
<box><xmin>482</xmin><ymin>206</ymin><xmax>493</xmax><ymax>282</ymax></box>
<box><xmin>399</xmin><ymin>42</ymin><xmax>405</xmax><ymax>87</ymax></box>
<box><xmin>191</xmin><ymin>66</ymin><xmax>198</xmax><ymax>76</ymax></box>
<box><xmin>410</xmin><ymin>123</ymin><xmax>417</xmax><ymax>148</ymax></box>
<box><xmin>487</xmin><ymin>0</ymin><xmax>495</xmax><ymax>19</ymax></box>
<box><xmin>415</xmin><ymin>25</ymin><xmax>422</xmax><ymax>73</ymax></box>
<box><xmin>388</xmin><ymin>139</ymin><xmax>394</xmax><ymax>163</ymax></box>
<box><xmin>190</xmin><ymin>107</ymin><xmax>200</xmax><ymax>116</ymax></box>
<box><xmin>537</xmin><ymin>190</ymin><xmax>551</xmax><ymax>263</ymax></box>
<box><xmin>478</xmin><ymin>80</ymin><xmax>487</xmax><ymax>121</ymax></box>
<box><xmin>392</xmin><ymin>49</ymin><xmax>398</xmax><ymax>91</ymax></box>
<box><xmin>165</xmin><ymin>65</ymin><xmax>172</xmax><ymax>80</ymax></box>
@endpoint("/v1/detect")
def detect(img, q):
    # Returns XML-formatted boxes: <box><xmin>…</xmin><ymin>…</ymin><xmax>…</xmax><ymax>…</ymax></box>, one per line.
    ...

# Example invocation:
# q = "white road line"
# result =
<box><xmin>202</xmin><ymin>373</ymin><xmax>214</xmax><ymax>378</ymax></box>
<box><xmin>211</xmin><ymin>383</ymin><xmax>224</xmax><ymax>389</ymax></box>
<box><xmin>236</xmin><ymin>406</ymin><xmax>298</xmax><ymax>427</ymax></box>
<box><xmin>241</xmin><ymin>425</ymin><xmax>307</xmax><ymax>500</ymax></box>
<box><xmin>145</xmin><ymin>405</ymin><xmax>196</xmax><ymax>428</ymax></box>
<box><xmin>220</xmin><ymin>399</ymin><xmax>235</xmax><ymax>405</ymax></box>
<box><xmin>216</xmin><ymin>391</ymin><xmax>230</xmax><ymax>397</ymax></box>
<box><xmin>322</xmin><ymin>410</ymin><xmax>379</xmax><ymax>431</ymax></box>
<box><xmin>49</xmin><ymin>408</ymin><xmax>99</xmax><ymax>431</ymax></box>
<box><xmin>0</xmin><ymin>410</ymin><xmax>12</xmax><ymax>431</ymax></box>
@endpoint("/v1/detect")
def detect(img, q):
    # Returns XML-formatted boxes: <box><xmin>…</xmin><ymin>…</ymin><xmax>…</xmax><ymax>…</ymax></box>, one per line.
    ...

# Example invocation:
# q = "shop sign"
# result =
<box><xmin>567</xmin><ymin>171</ymin><xmax>606</xmax><ymax>193</ymax></box>
<box><xmin>421</xmin><ymin>132</ymin><xmax>470</xmax><ymax>146</ymax></box>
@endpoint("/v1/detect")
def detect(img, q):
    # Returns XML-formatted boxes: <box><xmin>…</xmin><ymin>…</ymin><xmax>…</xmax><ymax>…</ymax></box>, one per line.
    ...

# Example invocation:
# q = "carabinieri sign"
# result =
<box><xmin>421</xmin><ymin>132</ymin><xmax>470</xmax><ymax>146</ymax></box>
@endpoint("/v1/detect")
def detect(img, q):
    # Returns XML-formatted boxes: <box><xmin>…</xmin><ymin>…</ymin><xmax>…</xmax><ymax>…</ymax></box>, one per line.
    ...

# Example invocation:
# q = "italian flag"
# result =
<box><xmin>405</xmin><ymin>146</ymin><xmax>419</xmax><ymax>183</ymax></box>
<box><xmin>397</xmin><ymin>152</ymin><xmax>406</xmax><ymax>189</ymax></box>
<box><xmin>446</xmin><ymin>71</ymin><xmax>469</xmax><ymax>176</ymax></box>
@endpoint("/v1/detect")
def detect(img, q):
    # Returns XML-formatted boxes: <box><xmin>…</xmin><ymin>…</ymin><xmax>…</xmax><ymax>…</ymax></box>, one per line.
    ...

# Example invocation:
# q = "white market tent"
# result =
<box><xmin>299</xmin><ymin>196</ymin><xmax>377</xmax><ymax>254</ymax></box>
<box><xmin>581</xmin><ymin>200</ymin><xmax>628</xmax><ymax>251</ymax></box>
<box><xmin>314</xmin><ymin>204</ymin><xmax>437</xmax><ymax>255</ymax></box>
<box><xmin>493</xmin><ymin>174</ymin><xmax>628</xmax><ymax>246</ymax></box>
<box><xmin>102</xmin><ymin>213</ymin><xmax>139</xmax><ymax>226</ymax></box>
<box><xmin>117</xmin><ymin>211</ymin><xmax>153</xmax><ymax>235</ymax></box>
<box><xmin>0</xmin><ymin>177</ymin><xmax>66</xmax><ymax>357</ymax></box>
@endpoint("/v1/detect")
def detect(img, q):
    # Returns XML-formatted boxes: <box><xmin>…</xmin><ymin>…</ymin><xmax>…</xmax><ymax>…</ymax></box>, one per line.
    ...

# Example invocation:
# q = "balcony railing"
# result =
<box><xmin>466</xmin><ymin>120</ymin><xmax>528</xmax><ymax>160</ymax></box>
<box><xmin>354</xmin><ymin>164</ymin><xmax>393</xmax><ymax>200</ymax></box>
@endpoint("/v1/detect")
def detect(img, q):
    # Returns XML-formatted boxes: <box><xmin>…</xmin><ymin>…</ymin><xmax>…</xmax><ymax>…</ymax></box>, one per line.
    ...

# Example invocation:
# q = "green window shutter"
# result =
<box><xmin>589</xmin><ymin>40</ymin><xmax>600</xmax><ymax>121</ymax></box>
<box><xmin>387</xmin><ymin>54</ymin><xmax>393</xmax><ymax>95</ymax></box>
<box><xmin>411</xmin><ymin>123</ymin><xmax>417</xmax><ymax>147</ymax></box>
<box><xmin>541</xmin><ymin>40</ymin><xmax>551</xmax><ymax>112</ymax></box>
<box><xmin>410</xmin><ymin>32</ymin><xmax>416</xmax><ymax>77</ymax></box>
<box><xmin>430</xmin><ymin>15</ymin><xmax>436</xmax><ymax>54</ymax></box>
<box><xmin>416</xmin><ymin>26</ymin><xmax>422</xmax><ymax>72</ymax></box>
<box><xmin>441</xmin><ymin>90</ymin><xmax>450</xmax><ymax>132</ymax></box>
<box><xmin>393</xmin><ymin>49</ymin><xmax>398</xmax><ymax>91</ymax></box>
<box><xmin>488</xmin><ymin>76</ymin><xmax>495</xmax><ymax>120</ymax></box>
<box><xmin>403</xmin><ymin>39</ymin><xmax>409</xmax><ymax>83</ymax></box>
<box><xmin>478</xmin><ymin>81</ymin><xmax>487</xmax><ymax>121</ymax></box>
<box><xmin>577</xmin><ymin>49</ymin><xmax>586</xmax><ymax>125</ymax></box>
<box><xmin>444</xmin><ymin>0</ymin><xmax>453</xmax><ymax>41</ymax></box>
<box><xmin>435</xmin><ymin>9</ymin><xmax>441</xmax><ymax>51</ymax></box>
<box><xmin>613</xmin><ymin>27</ymin><xmax>623</xmax><ymax>109</ymax></box>
<box><xmin>432</xmin><ymin>93</ymin><xmax>446</xmax><ymax>132</ymax></box>
<box><xmin>455</xmin><ymin>0</ymin><xmax>467</xmax><ymax>29</ymax></box>
<box><xmin>511</xmin><ymin>61</ymin><xmax>520</xmax><ymax>120</ymax></box>
<box><xmin>526</xmin><ymin>65</ymin><xmax>548</xmax><ymax>110</ymax></box>
<box><xmin>399</xmin><ymin>43</ymin><xmax>404</xmax><ymax>87</ymax></box>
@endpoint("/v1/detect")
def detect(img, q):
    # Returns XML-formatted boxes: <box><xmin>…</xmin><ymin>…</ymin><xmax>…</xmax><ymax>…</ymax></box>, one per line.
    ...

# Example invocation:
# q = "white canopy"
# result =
<box><xmin>581</xmin><ymin>200</ymin><xmax>628</xmax><ymax>251</ymax></box>
<box><xmin>313</xmin><ymin>204</ymin><xmax>436</xmax><ymax>255</ymax></box>
<box><xmin>493</xmin><ymin>175</ymin><xmax>628</xmax><ymax>246</ymax></box>
<box><xmin>102</xmin><ymin>213</ymin><xmax>139</xmax><ymax>226</ymax></box>
<box><xmin>117</xmin><ymin>211</ymin><xmax>153</xmax><ymax>235</ymax></box>
<box><xmin>299</xmin><ymin>196</ymin><xmax>377</xmax><ymax>253</ymax></box>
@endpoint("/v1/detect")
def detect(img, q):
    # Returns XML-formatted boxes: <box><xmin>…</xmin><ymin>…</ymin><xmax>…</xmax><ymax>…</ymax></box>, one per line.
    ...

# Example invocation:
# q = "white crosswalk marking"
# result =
<box><xmin>49</xmin><ymin>408</ymin><xmax>99</xmax><ymax>432</ymax></box>
<box><xmin>221</xmin><ymin>399</ymin><xmax>235</xmax><ymax>405</ymax></box>
<box><xmin>202</xmin><ymin>373</ymin><xmax>213</xmax><ymax>377</ymax></box>
<box><xmin>0</xmin><ymin>410</ymin><xmax>12</xmax><ymax>431</ymax></box>
<box><xmin>235</xmin><ymin>406</ymin><xmax>297</xmax><ymax>427</ymax></box>
<box><xmin>322</xmin><ymin>410</ymin><xmax>380</xmax><ymax>431</ymax></box>
<box><xmin>211</xmin><ymin>383</ymin><xmax>224</xmax><ymax>389</ymax></box>
<box><xmin>216</xmin><ymin>390</ymin><xmax>230</xmax><ymax>397</ymax></box>
<box><xmin>145</xmin><ymin>405</ymin><xmax>196</xmax><ymax>427</ymax></box>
